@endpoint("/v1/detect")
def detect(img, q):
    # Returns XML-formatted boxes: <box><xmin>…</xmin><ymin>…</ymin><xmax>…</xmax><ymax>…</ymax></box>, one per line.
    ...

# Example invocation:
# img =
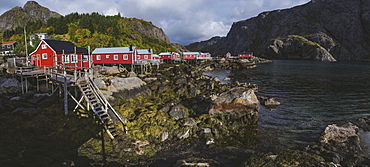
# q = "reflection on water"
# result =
<box><xmin>205</xmin><ymin>60</ymin><xmax>370</xmax><ymax>151</ymax></box>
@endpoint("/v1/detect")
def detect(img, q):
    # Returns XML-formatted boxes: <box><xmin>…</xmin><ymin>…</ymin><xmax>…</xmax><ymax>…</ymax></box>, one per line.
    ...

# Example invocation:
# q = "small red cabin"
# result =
<box><xmin>182</xmin><ymin>52</ymin><xmax>199</xmax><ymax>60</ymax></box>
<box><xmin>30</xmin><ymin>39</ymin><xmax>89</xmax><ymax>69</ymax></box>
<box><xmin>136</xmin><ymin>49</ymin><xmax>153</xmax><ymax>62</ymax></box>
<box><xmin>92</xmin><ymin>46</ymin><xmax>136</xmax><ymax>64</ymax></box>
<box><xmin>198</xmin><ymin>52</ymin><xmax>212</xmax><ymax>60</ymax></box>
<box><xmin>158</xmin><ymin>52</ymin><xmax>181</xmax><ymax>60</ymax></box>
<box><xmin>238</xmin><ymin>52</ymin><xmax>253</xmax><ymax>58</ymax></box>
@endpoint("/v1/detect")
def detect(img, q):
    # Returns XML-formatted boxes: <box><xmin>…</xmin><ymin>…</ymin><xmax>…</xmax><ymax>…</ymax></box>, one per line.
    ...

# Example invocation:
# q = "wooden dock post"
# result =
<box><xmin>64</xmin><ymin>71</ymin><xmax>68</xmax><ymax>115</ymax></box>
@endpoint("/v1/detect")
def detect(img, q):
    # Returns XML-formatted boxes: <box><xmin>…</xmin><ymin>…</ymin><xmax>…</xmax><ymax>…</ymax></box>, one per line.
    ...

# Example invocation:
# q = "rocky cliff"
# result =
<box><xmin>187</xmin><ymin>0</ymin><xmax>370</xmax><ymax>61</ymax></box>
<box><xmin>0</xmin><ymin>1</ymin><xmax>61</xmax><ymax>32</ymax></box>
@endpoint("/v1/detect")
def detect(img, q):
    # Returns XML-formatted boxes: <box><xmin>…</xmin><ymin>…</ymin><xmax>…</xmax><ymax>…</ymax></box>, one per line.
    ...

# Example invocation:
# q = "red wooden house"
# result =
<box><xmin>136</xmin><ymin>49</ymin><xmax>153</xmax><ymax>62</ymax></box>
<box><xmin>182</xmin><ymin>52</ymin><xmax>200</xmax><ymax>60</ymax></box>
<box><xmin>92</xmin><ymin>46</ymin><xmax>136</xmax><ymax>64</ymax></box>
<box><xmin>238</xmin><ymin>52</ymin><xmax>253</xmax><ymax>58</ymax></box>
<box><xmin>158</xmin><ymin>52</ymin><xmax>181</xmax><ymax>60</ymax></box>
<box><xmin>30</xmin><ymin>39</ymin><xmax>89</xmax><ymax>69</ymax></box>
<box><xmin>198</xmin><ymin>52</ymin><xmax>212</xmax><ymax>59</ymax></box>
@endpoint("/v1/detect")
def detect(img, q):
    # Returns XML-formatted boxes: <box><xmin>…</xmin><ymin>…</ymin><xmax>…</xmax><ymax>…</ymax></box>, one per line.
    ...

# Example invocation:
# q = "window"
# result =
<box><xmin>144</xmin><ymin>55</ymin><xmax>148</xmax><ymax>59</ymax></box>
<box><xmin>114</xmin><ymin>54</ymin><xmax>118</xmax><ymax>60</ymax></box>
<box><xmin>42</xmin><ymin>53</ymin><xmax>47</xmax><ymax>59</ymax></box>
<box><xmin>137</xmin><ymin>55</ymin><xmax>140</xmax><ymax>59</ymax></box>
<box><xmin>83</xmin><ymin>55</ymin><xmax>88</xmax><ymax>62</ymax></box>
<box><xmin>62</xmin><ymin>54</ymin><xmax>70</xmax><ymax>63</ymax></box>
<box><xmin>106</xmin><ymin>55</ymin><xmax>110</xmax><ymax>59</ymax></box>
<box><xmin>71</xmin><ymin>54</ymin><xmax>77</xmax><ymax>63</ymax></box>
<box><xmin>7</xmin><ymin>45</ymin><xmax>11</xmax><ymax>49</ymax></box>
<box><xmin>42</xmin><ymin>44</ymin><xmax>47</xmax><ymax>49</ymax></box>
<box><xmin>96</xmin><ymin>55</ymin><xmax>101</xmax><ymax>60</ymax></box>
<box><xmin>123</xmin><ymin>54</ymin><xmax>128</xmax><ymax>60</ymax></box>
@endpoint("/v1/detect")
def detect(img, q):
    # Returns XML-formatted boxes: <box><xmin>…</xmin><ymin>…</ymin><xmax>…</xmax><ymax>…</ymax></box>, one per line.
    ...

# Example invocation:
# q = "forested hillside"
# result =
<box><xmin>2</xmin><ymin>12</ymin><xmax>178</xmax><ymax>56</ymax></box>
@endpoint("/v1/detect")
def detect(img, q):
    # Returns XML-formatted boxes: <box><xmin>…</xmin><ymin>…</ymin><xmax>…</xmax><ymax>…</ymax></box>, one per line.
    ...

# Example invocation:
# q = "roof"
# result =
<box><xmin>159</xmin><ymin>52</ymin><xmax>179</xmax><ymax>55</ymax></box>
<box><xmin>159</xmin><ymin>52</ymin><xmax>171</xmax><ymax>56</ymax></box>
<box><xmin>92</xmin><ymin>47</ymin><xmax>136</xmax><ymax>54</ymax></box>
<box><xmin>137</xmin><ymin>49</ymin><xmax>152</xmax><ymax>54</ymax></box>
<box><xmin>183</xmin><ymin>52</ymin><xmax>200</xmax><ymax>55</ymax></box>
<box><xmin>2</xmin><ymin>41</ymin><xmax>17</xmax><ymax>45</ymax></box>
<box><xmin>43</xmin><ymin>39</ymin><xmax>88</xmax><ymax>54</ymax></box>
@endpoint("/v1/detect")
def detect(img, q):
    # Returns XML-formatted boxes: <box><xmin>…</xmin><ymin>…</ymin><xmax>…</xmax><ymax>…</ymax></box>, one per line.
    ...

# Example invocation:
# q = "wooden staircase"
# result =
<box><xmin>77</xmin><ymin>77</ymin><xmax>128</xmax><ymax>139</ymax></box>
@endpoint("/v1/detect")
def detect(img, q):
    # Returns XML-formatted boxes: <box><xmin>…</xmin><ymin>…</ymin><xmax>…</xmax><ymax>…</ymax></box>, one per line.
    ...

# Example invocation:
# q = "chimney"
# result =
<box><xmin>129</xmin><ymin>45</ymin><xmax>133</xmax><ymax>51</ymax></box>
<box><xmin>148</xmin><ymin>48</ymin><xmax>151</xmax><ymax>53</ymax></box>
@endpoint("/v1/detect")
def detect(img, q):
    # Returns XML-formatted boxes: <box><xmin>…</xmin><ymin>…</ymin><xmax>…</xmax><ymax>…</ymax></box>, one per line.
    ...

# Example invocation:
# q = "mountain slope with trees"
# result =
<box><xmin>0</xmin><ymin>1</ymin><xmax>186</xmax><ymax>56</ymax></box>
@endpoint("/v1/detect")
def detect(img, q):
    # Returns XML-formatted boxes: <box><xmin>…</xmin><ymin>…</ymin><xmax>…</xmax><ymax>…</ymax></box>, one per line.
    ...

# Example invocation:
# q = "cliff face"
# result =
<box><xmin>187</xmin><ymin>0</ymin><xmax>370</xmax><ymax>61</ymax></box>
<box><xmin>0</xmin><ymin>1</ymin><xmax>61</xmax><ymax>32</ymax></box>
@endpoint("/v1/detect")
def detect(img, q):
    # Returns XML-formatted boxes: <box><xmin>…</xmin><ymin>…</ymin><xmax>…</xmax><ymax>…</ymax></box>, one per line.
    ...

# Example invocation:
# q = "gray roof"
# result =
<box><xmin>92</xmin><ymin>47</ymin><xmax>136</xmax><ymax>54</ymax></box>
<box><xmin>183</xmin><ymin>52</ymin><xmax>200</xmax><ymax>55</ymax></box>
<box><xmin>137</xmin><ymin>49</ymin><xmax>152</xmax><ymax>54</ymax></box>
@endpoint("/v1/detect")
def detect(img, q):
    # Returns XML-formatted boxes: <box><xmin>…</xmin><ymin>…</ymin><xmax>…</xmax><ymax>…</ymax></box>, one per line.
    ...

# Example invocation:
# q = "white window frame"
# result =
<box><xmin>96</xmin><ymin>55</ymin><xmax>101</xmax><ymax>60</ymax></box>
<box><xmin>144</xmin><ymin>55</ymin><xmax>148</xmax><ymax>59</ymax></box>
<box><xmin>123</xmin><ymin>54</ymin><xmax>128</xmax><ymax>60</ymax></box>
<box><xmin>137</xmin><ymin>55</ymin><xmax>140</xmax><ymax>60</ymax></box>
<box><xmin>42</xmin><ymin>53</ymin><xmax>47</xmax><ymax>59</ymax></box>
<box><xmin>62</xmin><ymin>54</ymin><xmax>70</xmax><ymax>63</ymax></box>
<box><xmin>83</xmin><ymin>55</ymin><xmax>88</xmax><ymax>62</ymax></box>
<box><xmin>106</xmin><ymin>55</ymin><xmax>110</xmax><ymax>59</ymax></box>
<box><xmin>71</xmin><ymin>54</ymin><xmax>77</xmax><ymax>63</ymax></box>
<box><xmin>42</xmin><ymin>44</ymin><xmax>47</xmax><ymax>49</ymax></box>
<box><xmin>114</xmin><ymin>54</ymin><xmax>118</xmax><ymax>60</ymax></box>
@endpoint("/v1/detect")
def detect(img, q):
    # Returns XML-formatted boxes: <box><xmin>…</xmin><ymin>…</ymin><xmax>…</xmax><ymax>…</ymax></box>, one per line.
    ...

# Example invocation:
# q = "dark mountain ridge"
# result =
<box><xmin>187</xmin><ymin>0</ymin><xmax>370</xmax><ymax>61</ymax></box>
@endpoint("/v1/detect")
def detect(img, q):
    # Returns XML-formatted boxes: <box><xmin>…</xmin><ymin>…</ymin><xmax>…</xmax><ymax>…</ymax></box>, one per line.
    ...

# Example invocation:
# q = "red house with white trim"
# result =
<box><xmin>136</xmin><ymin>49</ymin><xmax>153</xmax><ymax>62</ymax></box>
<box><xmin>238</xmin><ymin>52</ymin><xmax>253</xmax><ymax>58</ymax></box>
<box><xmin>30</xmin><ymin>39</ymin><xmax>89</xmax><ymax>69</ymax></box>
<box><xmin>92</xmin><ymin>46</ymin><xmax>136</xmax><ymax>64</ymax></box>
<box><xmin>198</xmin><ymin>52</ymin><xmax>212</xmax><ymax>59</ymax></box>
<box><xmin>182</xmin><ymin>52</ymin><xmax>200</xmax><ymax>60</ymax></box>
<box><xmin>158</xmin><ymin>52</ymin><xmax>181</xmax><ymax>60</ymax></box>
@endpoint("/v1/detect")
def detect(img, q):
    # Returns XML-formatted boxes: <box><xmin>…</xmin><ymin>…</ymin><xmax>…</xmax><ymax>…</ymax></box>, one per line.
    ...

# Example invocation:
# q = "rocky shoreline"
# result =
<box><xmin>0</xmin><ymin>58</ymin><xmax>369</xmax><ymax>166</ymax></box>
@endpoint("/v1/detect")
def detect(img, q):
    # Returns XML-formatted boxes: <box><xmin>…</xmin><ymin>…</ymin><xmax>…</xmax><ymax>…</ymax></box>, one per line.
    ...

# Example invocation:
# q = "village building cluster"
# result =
<box><xmin>2</xmin><ymin>37</ymin><xmax>254</xmax><ymax>69</ymax></box>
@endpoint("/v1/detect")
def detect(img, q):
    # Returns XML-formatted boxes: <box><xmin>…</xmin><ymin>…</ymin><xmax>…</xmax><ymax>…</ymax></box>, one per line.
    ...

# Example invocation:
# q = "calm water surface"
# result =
<box><xmin>206</xmin><ymin>60</ymin><xmax>370</xmax><ymax>150</ymax></box>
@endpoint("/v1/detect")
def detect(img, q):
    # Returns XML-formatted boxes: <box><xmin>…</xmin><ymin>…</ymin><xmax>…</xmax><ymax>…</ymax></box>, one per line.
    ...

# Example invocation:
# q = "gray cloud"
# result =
<box><xmin>0</xmin><ymin>0</ymin><xmax>310</xmax><ymax>45</ymax></box>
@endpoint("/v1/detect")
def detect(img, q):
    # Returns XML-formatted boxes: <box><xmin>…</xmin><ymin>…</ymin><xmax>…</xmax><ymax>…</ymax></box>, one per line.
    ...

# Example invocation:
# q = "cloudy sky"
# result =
<box><xmin>0</xmin><ymin>0</ymin><xmax>310</xmax><ymax>45</ymax></box>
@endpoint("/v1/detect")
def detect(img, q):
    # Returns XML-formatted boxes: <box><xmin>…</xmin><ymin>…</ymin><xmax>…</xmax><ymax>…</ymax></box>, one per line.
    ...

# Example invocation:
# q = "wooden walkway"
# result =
<box><xmin>15</xmin><ymin>67</ymin><xmax>128</xmax><ymax>139</ymax></box>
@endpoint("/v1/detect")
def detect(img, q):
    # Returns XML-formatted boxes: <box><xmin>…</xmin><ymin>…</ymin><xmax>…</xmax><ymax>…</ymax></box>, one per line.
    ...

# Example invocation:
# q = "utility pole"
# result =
<box><xmin>24</xmin><ymin>26</ymin><xmax>29</xmax><ymax>66</ymax></box>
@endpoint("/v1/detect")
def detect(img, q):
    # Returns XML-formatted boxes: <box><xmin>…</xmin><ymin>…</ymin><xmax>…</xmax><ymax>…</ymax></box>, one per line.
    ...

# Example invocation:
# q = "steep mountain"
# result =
<box><xmin>187</xmin><ymin>0</ymin><xmax>370</xmax><ymax>61</ymax></box>
<box><xmin>0</xmin><ymin>1</ymin><xmax>61</xmax><ymax>32</ymax></box>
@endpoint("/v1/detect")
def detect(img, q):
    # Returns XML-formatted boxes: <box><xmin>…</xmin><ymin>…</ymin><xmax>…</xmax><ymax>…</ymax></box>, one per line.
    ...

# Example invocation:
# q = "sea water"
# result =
<box><xmin>205</xmin><ymin>60</ymin><xmax>370</xmax><ymax>151</ymax></box>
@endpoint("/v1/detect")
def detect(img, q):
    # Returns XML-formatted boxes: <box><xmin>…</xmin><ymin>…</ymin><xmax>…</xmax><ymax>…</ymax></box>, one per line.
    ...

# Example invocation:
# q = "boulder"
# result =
<box><xmin>260</xmin><ymin>96</ymin><xmax>281</xmax><ymax>106</ymax></box>
<box><xmin>320</xmin><ymin>123</ymin><xmax>362</xmax><ymax>153</ymax></box>
<box><xmin>213</xmin><ymin>87</ymin><xmax>259</xmax><ymax>106</ymax></box>
<box><xmin>354</xmin><ymin>116</ymin><xmax>370</xmax><ymax>131</ymax></box>
<box><xmin>169</xmin><ymin>104</ymin><xmax>188</xmax><ymax>120</ymax></box>
<box><xmin>94</xmin><ymin>77</ymin><xmax>149</xmax><ymax>104</ymax></box>
<box><xmin>1</xmin><ymin>78</ymin><xmax>23</xmax><ymax>94</ymax></box>
<box><xmin>101</xmin><ymin>66</ymin><xmax>119</xmax><ymax>74</ymax></box>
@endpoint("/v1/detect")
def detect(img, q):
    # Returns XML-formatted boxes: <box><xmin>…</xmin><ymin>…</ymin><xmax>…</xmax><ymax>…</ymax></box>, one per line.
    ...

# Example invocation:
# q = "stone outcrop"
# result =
<box><xmin>320</xmin><ymin>123</ymin><xmax>361</xmax><ymax>153</ymax></box>
<box><xmin>209</xmin><ymin>87</ymin><xmax>259</xmax><ymax>114</ymax></box>
<box><xmin>93</xmin><ymin>76</ymin><xmax>150</xmax><ymax>105</ymax></box>
<box><xmin>187</xmin><ymin>0</ymin><xmax>370</xmax><ymax>61</ymax></box>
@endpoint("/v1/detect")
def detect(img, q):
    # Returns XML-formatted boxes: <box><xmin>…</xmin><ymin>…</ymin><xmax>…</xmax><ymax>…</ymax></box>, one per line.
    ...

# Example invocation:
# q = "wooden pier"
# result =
<box><xmin>15</xmin><ymin>66</ymin><xmax>127</xmax><ymax>139</ymax></box>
